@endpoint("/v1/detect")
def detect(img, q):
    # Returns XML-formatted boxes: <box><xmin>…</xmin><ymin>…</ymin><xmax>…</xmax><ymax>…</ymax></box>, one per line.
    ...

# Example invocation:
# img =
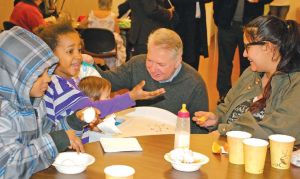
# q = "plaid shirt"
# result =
<box><xmin>0</xmin><ymin>27</ymin><xmax>62</xmax><ymax>178</ymax></box>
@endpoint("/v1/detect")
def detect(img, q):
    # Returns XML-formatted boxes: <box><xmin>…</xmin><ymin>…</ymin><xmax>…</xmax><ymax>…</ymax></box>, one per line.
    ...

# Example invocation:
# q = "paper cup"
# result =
<box><xmin>226</xmin><ymin>131</ymin><xmax>252</xmax><ymax>164</ymax></box>
<box><xmin>243</xmin><ymin>138</ymin><xmax>269</xmax><ymax>174</ymax></box>
<box><xmin>269</xmin><ymin>134</ymin><xmax>295</xmax><ymax>169</ymax></box>
<box><xmin>104</xmin><ymin>165</ymin><xmax>135</xmax><ymax>179</ymax></box>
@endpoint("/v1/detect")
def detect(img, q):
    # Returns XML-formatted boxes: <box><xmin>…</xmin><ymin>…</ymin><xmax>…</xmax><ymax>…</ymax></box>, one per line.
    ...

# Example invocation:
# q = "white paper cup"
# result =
<box><xmin>269</xmin><ymin>134</ymin><xmax>295</xmax><ymax>169</ymax></box>
<box><xmin>104</xmin><ymin>165</ymin><xmax>135</xmax><ymax>179</ymax></box>
<box><xmin>243</xmin><ymin>138</ymin><xmax>269</xmax><ymax>174</ymax></box>
<box><xmin>226</xmin><ymin>131</ymin><xmax>252</xmax><ymax>164</ymax></box>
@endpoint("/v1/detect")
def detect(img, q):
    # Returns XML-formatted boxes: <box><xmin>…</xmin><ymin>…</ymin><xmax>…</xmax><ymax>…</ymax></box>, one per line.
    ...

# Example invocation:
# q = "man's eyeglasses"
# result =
<box><xmin>244</xmin><ymin>41</ymin><xmax>267</xmax><ymax>53</ymax></box>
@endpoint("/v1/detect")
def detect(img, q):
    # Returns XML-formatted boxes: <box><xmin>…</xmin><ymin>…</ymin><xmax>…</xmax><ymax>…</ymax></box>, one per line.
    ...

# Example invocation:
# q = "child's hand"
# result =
<box><xmin>82</xmin><ymin>54</ymin><xmax>94</xmax><ymax>64</ymax></box>
<box><xmin>65</xmin><ymin>130</ymin><xmax>85</xmax><ymax>153</ymax></box>
<box><xmin>89</xmin><ymin>117</ymin><xmax>102</xmax><ymax>131</ymax></box>
<box><xmin>76</xmin><ymin>107</ymin><xmax>101</xmax><ymax>124</ymax></box>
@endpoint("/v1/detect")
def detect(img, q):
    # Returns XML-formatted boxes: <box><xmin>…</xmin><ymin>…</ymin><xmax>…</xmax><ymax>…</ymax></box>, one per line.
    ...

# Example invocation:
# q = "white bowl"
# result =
<box><xmin>164</xmin><ymin>151</ymin><xmax>209</xmax><ymax>172</ymax></box>
<box><xmin>52</xmin><ymin>152</ymin><xmax>95</xmax><ymax>174</ymax></box>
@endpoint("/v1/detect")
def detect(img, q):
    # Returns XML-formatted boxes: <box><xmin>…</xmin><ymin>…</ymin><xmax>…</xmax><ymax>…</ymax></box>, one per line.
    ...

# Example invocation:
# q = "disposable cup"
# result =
<box><xmin>226</xmin><ymin>131</ymin><xmax>252</xmax><ymax>164</ymax></box>
<box><xmin>269</xmin><ymin>134</ymin><xmax>295</xmax><ymax>169</ymax></box>
<box><xmin>243</xmin><ymin>138</ymin><xmax>269</xmax><ymax>174</ymax></box>
<box><xmin>104</xmin><ymin>165</ymin><xmax>135</xmax><ymax>179</ymax></box>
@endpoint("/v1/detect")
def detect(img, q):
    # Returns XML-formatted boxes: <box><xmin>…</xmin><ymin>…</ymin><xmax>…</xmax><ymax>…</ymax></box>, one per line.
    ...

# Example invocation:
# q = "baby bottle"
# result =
<box><xmin>174</xmin><ymin>104</ymin><xmax>190</xmax><ymax>149</ymax></box>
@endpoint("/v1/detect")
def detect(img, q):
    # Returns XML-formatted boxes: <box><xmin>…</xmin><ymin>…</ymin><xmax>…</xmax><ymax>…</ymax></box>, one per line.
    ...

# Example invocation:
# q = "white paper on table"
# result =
<box><xmin>97</xmin><ymin>114</ymin><xmax>121</xmax><ymax>134</ymax></box>
<box><xmin>115</xmin><ymin>107</ymin><xmax>177</xmax><ymax>137</ymax></box>
<box><xmin>99</xmin><ymin>137</ymin><xmax>143</xmax><ymax>153</ymax></box>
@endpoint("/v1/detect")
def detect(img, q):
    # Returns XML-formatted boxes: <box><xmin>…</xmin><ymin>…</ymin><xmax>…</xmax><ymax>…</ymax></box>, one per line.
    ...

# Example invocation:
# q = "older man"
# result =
<box><xmin>97</xmin><ymin>28</ymin><xmax>208</xmax><ymax>133</ymax></box>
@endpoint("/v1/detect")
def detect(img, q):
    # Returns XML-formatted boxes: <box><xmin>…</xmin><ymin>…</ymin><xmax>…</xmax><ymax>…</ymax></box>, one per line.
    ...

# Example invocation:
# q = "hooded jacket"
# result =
<box><xmin>0</xmin><ymin>27</ymin><xmax>71</xmax><ymax>178</ymax></box>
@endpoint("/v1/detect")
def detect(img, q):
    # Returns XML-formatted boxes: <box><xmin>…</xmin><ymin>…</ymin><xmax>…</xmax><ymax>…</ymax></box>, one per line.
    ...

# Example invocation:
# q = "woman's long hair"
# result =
<box><xmin>245</xmin><ymin>16</ymin><xmax>300</xmax><ymax>113</ymax></box>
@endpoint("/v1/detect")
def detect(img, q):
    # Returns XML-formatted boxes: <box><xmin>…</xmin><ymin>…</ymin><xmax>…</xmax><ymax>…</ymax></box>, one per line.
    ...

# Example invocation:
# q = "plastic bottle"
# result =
<box><xmin>174</xmin><ymin>104</ymin><xmax>190</xmax><ymax>149</ymax></box>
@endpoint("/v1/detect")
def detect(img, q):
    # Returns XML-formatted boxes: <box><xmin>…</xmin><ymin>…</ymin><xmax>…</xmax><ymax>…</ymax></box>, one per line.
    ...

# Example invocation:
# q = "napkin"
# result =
<box><xmin>97</xmin><ymin>114</ymin><xmax>122</xmax><ymax>134</ymax></box>
<box><xmin>99</xmin><ymin>137</ymin><xmax>143</xmax><ymax>152</ymax></box>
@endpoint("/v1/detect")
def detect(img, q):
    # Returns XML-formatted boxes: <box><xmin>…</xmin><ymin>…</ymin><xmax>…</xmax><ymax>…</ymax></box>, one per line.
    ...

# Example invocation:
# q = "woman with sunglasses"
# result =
<box><xmin>192</xmin><ymin>15</ymin><xmax>300</xmax><ymax>144</ymax></box>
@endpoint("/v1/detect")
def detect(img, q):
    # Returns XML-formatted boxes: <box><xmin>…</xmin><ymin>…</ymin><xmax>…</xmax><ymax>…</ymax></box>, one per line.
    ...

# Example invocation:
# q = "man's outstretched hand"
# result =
<box><xmin>129</xmin><ymin>80</ymin><xmax>166</xmax><ymax>100</ymax></box>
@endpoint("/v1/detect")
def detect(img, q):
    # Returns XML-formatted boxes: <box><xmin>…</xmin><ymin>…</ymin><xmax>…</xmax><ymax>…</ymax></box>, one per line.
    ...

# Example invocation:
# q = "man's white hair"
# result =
<box><xmin>147</xmin><ymin>28</ymin><xmax>183</xmax><ymax>58</ymax></box>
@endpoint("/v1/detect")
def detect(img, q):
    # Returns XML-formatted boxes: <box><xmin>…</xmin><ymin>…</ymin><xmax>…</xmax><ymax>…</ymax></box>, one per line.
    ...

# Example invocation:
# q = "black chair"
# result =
<box><xmin>80</xmin><ymin>28</ymin><xmax>117</xmax><ymax>59</ymax></box>
<box><xmin>3</xmin><ymin>21</ymin><xmax>16</xmax><ymax>30</ymax></box>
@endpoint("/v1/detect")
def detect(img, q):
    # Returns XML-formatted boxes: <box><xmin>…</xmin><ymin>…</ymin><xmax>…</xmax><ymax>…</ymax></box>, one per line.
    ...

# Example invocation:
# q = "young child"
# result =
<box><xmin>78</xmin><ymin>76</ymin><xmax>111</xmax><ymax>137</ymax></box>
<box><xmin>79</xmin><ymin>76</ymin><xmax>112</xmax><ymax>141</ymax></box>
<box><xmin>0</xmin><ymin>26</ymin><xmax>94</xmax><ymax>178</ymax></box>
<box><xmin>78</xmin><ymin>76</ymin><xmax>111</xmax><ymax>101</ymax></box>
<box><xmin>35</xmin><ymin>22</ymin><xmax>165</xmax><ymax>142</ymax></box>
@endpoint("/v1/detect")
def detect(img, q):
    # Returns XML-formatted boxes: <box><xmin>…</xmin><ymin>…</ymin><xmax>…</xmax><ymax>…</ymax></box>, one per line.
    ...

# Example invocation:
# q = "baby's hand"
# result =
<box><xmin>76</xmin><ymin>107</ymin><xmax>101</xmax><ymax>124</ymax></box>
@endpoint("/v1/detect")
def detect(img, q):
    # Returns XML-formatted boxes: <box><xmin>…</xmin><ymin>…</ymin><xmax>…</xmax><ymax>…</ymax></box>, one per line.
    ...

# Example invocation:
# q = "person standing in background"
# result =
<box><xmin>213</xmin><ymin>0</ymin><xmax>272</xmax><ymax>104</ymax></box>
<box><xmin>10</xmin><ymin>0</ymin><xmax>45</xmax><ymax>32</ymax></box>
<box><xmin>172</xmin><ymin>0</ymin><xmax>211</xmax><ymax>70</ymax></box>
<box><xmin>269</xmin><ymin>0</ymin><xmax>290</xmax><ymax>19</ymax></box>
<box><xmin>119</xmin><ymin>0</ymin><xmax>175</xmax><ymax>56</ymax></box>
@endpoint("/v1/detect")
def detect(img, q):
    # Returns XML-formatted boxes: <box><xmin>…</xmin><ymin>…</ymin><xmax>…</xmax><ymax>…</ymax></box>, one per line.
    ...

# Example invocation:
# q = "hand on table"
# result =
<box><xmin>65</xmin><ymin>130</ymin><xmax>85</xmax><ymax>153</ymax></box>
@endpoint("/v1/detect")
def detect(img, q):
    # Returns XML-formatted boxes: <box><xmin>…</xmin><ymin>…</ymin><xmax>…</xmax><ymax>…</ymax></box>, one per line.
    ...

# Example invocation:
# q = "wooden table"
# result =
<box><xmin>31</xmin><ymin>134</ymin><xmax>300</xmax><ymax>179</ymax></box>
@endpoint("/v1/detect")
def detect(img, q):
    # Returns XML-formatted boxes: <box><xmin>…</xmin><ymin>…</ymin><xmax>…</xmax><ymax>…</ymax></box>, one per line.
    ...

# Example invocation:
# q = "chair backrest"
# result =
<box><xmin>80</xmin><ymin>28</ymin><xmax>116</xmax><ymax>55</ymax></box>
<box><xmin>3</xmin><ymin>21</ymin><xmax>16</xmax><ymax>30</ymax></box>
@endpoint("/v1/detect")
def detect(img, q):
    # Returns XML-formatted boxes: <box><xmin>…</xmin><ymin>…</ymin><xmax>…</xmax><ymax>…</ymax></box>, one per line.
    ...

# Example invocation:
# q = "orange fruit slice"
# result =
<box><xmin>198</xmin><ymin>116</ymin><xmax>207</xmax><ymax>123</ymax></box>
<box><xmin>212</xmin><ymin>142</ymin><xmax>222</xmax><ymax>154</ymax></box>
